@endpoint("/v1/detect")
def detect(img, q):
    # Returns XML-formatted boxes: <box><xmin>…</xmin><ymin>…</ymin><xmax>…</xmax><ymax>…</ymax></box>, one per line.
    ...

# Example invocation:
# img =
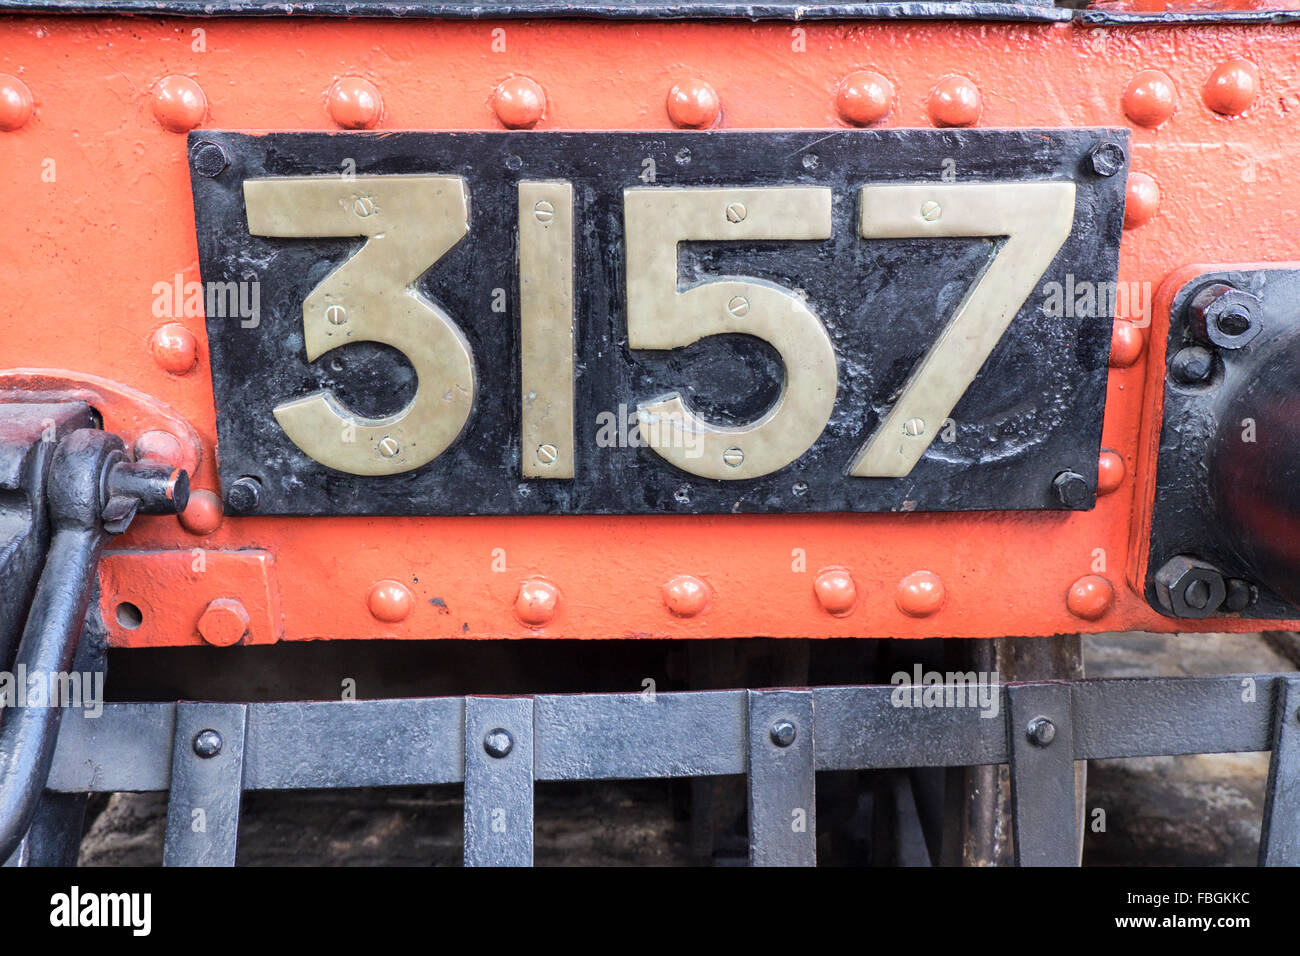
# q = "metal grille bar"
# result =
<box><xmin>37</xmin><ymin>674</ymin><xmax>1300</xmax><ymax>866</ymax></box>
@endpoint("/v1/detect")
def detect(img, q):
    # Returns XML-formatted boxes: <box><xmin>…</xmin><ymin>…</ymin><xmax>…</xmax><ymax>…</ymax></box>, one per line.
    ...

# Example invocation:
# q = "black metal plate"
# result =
<box><xmin>190</xmin><ymin>129</ymin><xmax>1126</xmax><ymax>516</ymax></box>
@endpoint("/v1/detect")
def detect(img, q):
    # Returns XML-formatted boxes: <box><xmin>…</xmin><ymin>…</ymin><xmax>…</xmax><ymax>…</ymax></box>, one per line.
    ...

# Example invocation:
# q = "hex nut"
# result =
<box><xmin>1188</xmin><ymin>283</ymin><xmax>1262</xmax><ymax>350</ymax></box>
<box><xmin>1153</xmin><ymin>555</ymin><xmax>1228</xmax><ymax>619</ymax></box>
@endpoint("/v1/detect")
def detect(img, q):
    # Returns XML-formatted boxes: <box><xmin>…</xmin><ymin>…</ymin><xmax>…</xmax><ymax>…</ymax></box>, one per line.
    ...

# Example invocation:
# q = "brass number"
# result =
<box><xmin>519</xmin><ymin>181</ymin><xmax>576</xmax><ymax>478</ymax></box>
<box><xmin>623</xmin><ymin>187</ymin><xmax>837</xmax><ymax>480</ymax></box>
<box><xmin>848</xmin><ymin>181</ymin><xmax>1076</xmax><ymax>478</ymax></box>
<box><xmin>244</xmin><ymin>175</ymin><xmax>476</xmax><ymax>476</ymax></box>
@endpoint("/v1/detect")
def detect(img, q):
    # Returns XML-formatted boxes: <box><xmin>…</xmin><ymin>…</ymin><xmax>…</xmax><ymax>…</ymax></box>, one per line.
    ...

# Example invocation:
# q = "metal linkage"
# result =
<box><xmin>34</xmin><ymin>673</ymin><xmax>1300</xmax><ymax>867</ymax></box>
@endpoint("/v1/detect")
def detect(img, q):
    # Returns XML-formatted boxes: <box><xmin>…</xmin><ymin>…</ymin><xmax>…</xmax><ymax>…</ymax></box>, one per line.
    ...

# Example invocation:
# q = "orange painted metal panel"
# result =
<box><xmin>2</xmin><ymin>15</ymin><xmax>1299</xmax><ymax>643</ymax></box>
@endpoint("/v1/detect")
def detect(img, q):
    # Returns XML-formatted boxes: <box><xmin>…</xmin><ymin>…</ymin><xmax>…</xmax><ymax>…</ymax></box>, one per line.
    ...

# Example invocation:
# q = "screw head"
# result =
<box><xmin>353</xmin><ymin>196</ymin><xmax>376</xmax><ymax>218</ymax></box>
<box><xmin>726</xmin><ymin>296</ymin><xmax>749</xmax><ymax>317</ymax></box>
<box><xmin>377</xmin><ymin>436</ymin><xmax>400</xmax><ymax>458</ymax></box>
<box><xmin>920</xmin><ymin>201</ymin><xmax>942</xmax><ymax>222</ymax></box>
<box><xmin>1089</xmin><ymin>142</ymin><xmax>1126</xmax><ymax>177</ymax></box>
<box><xmin>483</xmin><ymin>728</ymin><xmax>514</xmax><ymax>758</ymax></box>
<box><xmin>1027</xmin><ymin>717</ymin><xmax>1056</xmax><ymax>747</ymax></box>
<box><xmin>903</xmin><ymin>417</ymin><xmax>925</xmax><ymax>437</ymax></box>
<box><xmin>190</xmin><ymin>140</ymin><xmax>230</xmax><ymax>178</ymax></box>
<box><xmin>193</xmin><ymin>729</ymin><xmax>223</xmax><ymax>758</ymax></box>
<box><xmin>537</xmin><ymin>443</ymin><xmax>558</xmax><ymax>465</ymax></box>
<box><xmin>1170</xmin><ymin>345</ymin><xmax>1214</xmax><ymax>385</ymax></box>
<box><xmin>534</xmin><ymin>200</ymin><xmax>555</xmax><ymax>223</ymax></box>
<box><xmin>325</xmin><ymin>305</ymin><xmax>348</xmax><ymax>326</ymax></box>
<box><xmin>770</xmin><ymin>720</ymin><xmax>797</xmax><ymax>747</ymax></box>
<box><xmin>1052</xmin><ymin>471</ymin><xmax>1091</xmax><ymax>509</ymax></box>
<box><xmin>726</xmin><ymin>201</ymin><xmax>747</xmax><ymax>223</ymax></box>
<box><xmin>722</xmin><ymin>446</ymin><xmax>744</xmax><ymax>468</ymax></box>
<box><xmin>226</xmin><ymin>476</ymin><xmax>262</xmax><ymax>514</ymax></box>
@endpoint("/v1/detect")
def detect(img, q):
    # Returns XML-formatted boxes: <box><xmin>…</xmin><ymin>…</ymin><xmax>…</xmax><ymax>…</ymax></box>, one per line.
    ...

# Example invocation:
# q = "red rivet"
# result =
<box><xmin>197</xmin><ymin>597</ymin><xmax>249</xmax><ymax>646</ymax></box>
<box><xmin>1109</xmin><ymin>321</ymin><xmax>1145</xmax><ymax>368</ymax></box>
<box><xmin>927</xmin><ymin>75</ymin><xmax>982</xmax><ymax>128</ymax></box>
<box><xmin>896</xmin><ymin>571</ymin><xmax>945</xmax><ymax>617</ymax></box>
<box><xmin>836</xmin><ymin>71</ymin><xmax>894</xmax><ymax>126</ymax></box>
<box><xmin>1067</xmin><ymin>574</ymin><xmax>1114</xmax><ymax>621</ymax></box>
<box><xmin>1124</xmin><ymin>172</ymin><xmax>1160</xmax><ymax>230</ymax></box>
<box><xmin>515</xmin><ymin>578</ymin><xmax>559</xmax><ymax>627</ymax></box>
<box><xmin>178</xmin><ymin>489</ymin><xmax>224</xmax><ymax>536</ymax></box>
<box><xmin>1203</xmin><ymin>58</ymin><xmax>1259</xmax><ymax>116</ymax></box>
<box><xmin>151</xmin><ymin>323</ymin><xmax>197</xmax><ymax>375</ymax></box>
<box><xmin>663</xmin><ymin>574</ymin><xmax>709</xmax><ymax>617</ymax></box>
<box><xmin>367</xmin><ymin>580</ymin><xmax>413</xmax><ymax>623</ymax></box>
<box><xmin>151</xmin><ymin>75</ymin><xmax>207</xmax><ymax>133</ymax></box>
<box><xmin>327</xmin><ymin>77</ymin><xmax>383</xmax><ymax>130</ymax></box>
<box><xmin>1097</xmin><ymin>450</ymin><xmax>1126</xmax><ymax>495</ymax></box>
<box><xmin>0</xmin><ymin>74</ymin><xmax>34</xmax><ymax>131</ymax></box>
<box><xmin>814</xmin><ymin>568</ymin><xmax>858</xmax><ymax>616</ymax></box>
<box><xmin>1123</xmin><ymin>70</ymin><xmax>1177</xmax><ymax>128</ymax></box>
<box><xmin>667</xmin><ymin>78</ymin><xmax>720</xmax><ymax>129</ymax></box>
<box><xmin>132</xmin><ymin>429</ymin><xmax>185</xmax><ymax>467</ymax></box>
<box><xmin>493</xmin><ymin>76</ymin><xmax>546</xmax><ymax>129</ymax></box>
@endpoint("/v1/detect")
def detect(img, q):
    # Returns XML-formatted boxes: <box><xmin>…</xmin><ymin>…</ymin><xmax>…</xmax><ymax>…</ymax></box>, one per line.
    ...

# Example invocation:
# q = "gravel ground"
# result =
<box><xmin>76</xmin><ymin>632</ymin><xmax>1294</xmax><ymax>866</ymax></box>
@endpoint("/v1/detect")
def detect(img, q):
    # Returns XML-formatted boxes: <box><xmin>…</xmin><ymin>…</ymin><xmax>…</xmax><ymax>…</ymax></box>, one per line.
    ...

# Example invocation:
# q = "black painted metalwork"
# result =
<box><xmin>1146</xmin><ymin>268</ymin><xmax>1300</xmax><ymax>620</ymax></box>
<box><xmin>191</xmin><ymin>128</ymin><xmax>1125</xmax><ymax>516</ymax></box>
<box><xmin>34</xmin><ymin>673</ymin><xmax>1300</xmax><ymax>866</ymax></box>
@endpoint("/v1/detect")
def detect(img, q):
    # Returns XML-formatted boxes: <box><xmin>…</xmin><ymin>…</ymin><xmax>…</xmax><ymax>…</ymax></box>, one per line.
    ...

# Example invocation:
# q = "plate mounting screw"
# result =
<box><xmin>226</xmin><ymin>476</ymin><xmax>262</xmax><ymax>514</ymax></box>
<box><xmin>1027</xmin><ymin>717</ymin><xmax>1056</xmax><ymax>747</ymax></box>
<box><xmin>537</xmin><ymin>443</ymin><xmax>558</xmax><ymax>465</ymax></box>
<box><xmin>726</xmin><ymin>201</ymin><xmax>747</xmax><ymax>223</ymax></box>
<box><xmin>1170</xmin><ymin>345</ymin><xmax>1213</xmax><ymax>385</ymax></box>
<box><xmin>534</xmin><ymin>200</ymin><xmax>555</xmax><ymax>223</ymax></box>
<box><xmin>1089</xmin><ymin>142</ymin><xmax>1126</xmax><ymax>177</ymax></box>
<box><xmin>193</xmin><ymin>729</ymin><xmax>223</xmax><ymax>759</ymax></box>
<box><xmin>483</xmin><ymin>728</ymin><xmax>514</xmax><ymax>759</ymax></box>
<box><xmin>190</xmin><ymin>140</ymin><xmax>229</xmax><ymax>178</ymax></box>
<box><xmin>377</xmin><ymin>436</ymin><xmax>400</xmax><ymax>458</ymax></box>
<box><xmin>353</xmin><ymin>196</ymin><xmax>376</xmax><ymax>218</ymax></box>
<box><xmin>920</xmin><ymin>201</ymin><xmax>942</xmax><ymax>222</ymax></box>
<box><xmin>903</xmin><ymin>417</ymin><xmax>925</xmax><ymax>437</ymax></box>
<box><xmin>770</xmin><ymin>720</ymin><xmax>797</xmax><ymax>747</ymax></box>
<box><xmin>325</xmin><ymin>305</ymin><xmax>348</xmax><ymax>326</ymax></box>
<box><xmin>723</xmin><ymin>447</ymin><xmax>744</xmax><ymax>468</ymax></box>
<box><xmin>727</xmin><ymin>296</ymin><xmax>749</xmax><ymax>317</ymax></box>
<box><xmin>1052</xmin><ymin>470</ymin><xmax>1090</xmax><ymax>508</ymax></box>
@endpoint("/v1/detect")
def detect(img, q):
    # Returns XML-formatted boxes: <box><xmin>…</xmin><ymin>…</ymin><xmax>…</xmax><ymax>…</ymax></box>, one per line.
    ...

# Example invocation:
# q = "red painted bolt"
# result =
<box><xmin>197</xmin><ymin>598</ymin><xmax>249</xmax><ymax>647</ymax></box>
<box><xmin>1203</xmin><ymin>58</ymin><xmax>1259</xmax><ymax>117</ymax></box>
<box><xmin>151</xmin><ymin>323</ymin><xmax>198</xmax><ymax>375</ymax></box>
<box><xmin>663</xmin><ymin>574</ymin><xmax>710</xmax><ymax>617</ymax></box>
<box><xmin>836</xmin><ymin>71</ymin><xmax>894</xmax><ymax>126</ymax></box>
<box><xmin>1124</xmin><ymin>172</ymin><xmax>1160</xmax><ymax>230</ymax></box>
<box><xmin>493</xmin><ymin>76</ymin><xmax>546</xmax><ymax>129</ymax></box>
<box><xmin>367</xmin><ymin>580</ymin><xmax>413</xmax><ymax>623</ymax></box>
<box><xmin>515</xmin><ymin>578</ymin><xmax>559</xmax><ymax>627</ymax></box>
<box><xmin>927</xmin><ymin>75</ymin><xmax>982</xmax><ymax>128</ymax></box>
<box><xmin>1067</xmin><ymin>575</ymin><xmax>1114</xmax><ymax>621</ymax></box>
<box><xmin>896</xmin><ymin>571</ymin><xmax>946</xmax><ymax>617</ymax></box>
<box><xmin>1109</xmin><ymin>321</ymin><xmax>1145</xmax><ymax>368</ymax></box>
<box><xmin>151</xmin><ymin>75</ymin><xmax>207</xmax><ymax>133</ymax></box>
<box><xmin>667</xmin><ymin>78</ymin><xmax>720</xmax><ymax>129</ymax></box>
<box><xmin>328</xmin><ymin>77</ymin><xmax>384</xmax><ymax>129</ymax></box>
<box><xmin>814</xmin><ymin>568</ymin><xmax>858</xmax><ymax>615</ymax></box>
<box><xmin>1123</xmin><ymin>70</ymin><xmax>1177</xmax><ymax>128</ymax></box>
<box><xmin>0</xmin><ymin>74</ymin><xmax>34</xmax><ymax>131</ymax></box>
<box><xmin>1097</xmin><ymin>451</ymin><xmax>1126</xmax><ymax>496</ymax></box>
<box><xmin>178</xmin><ymin>489</ymin><xmax>224</xmax><ymax>536</ymax></box>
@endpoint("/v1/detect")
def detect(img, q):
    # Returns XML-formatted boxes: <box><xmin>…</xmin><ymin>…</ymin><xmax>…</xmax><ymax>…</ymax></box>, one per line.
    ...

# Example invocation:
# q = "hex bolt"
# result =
<box><xmin>1089</xmin><ymin>142</ymin><xmax>1126</xmax><ymax>178</ymax></box>
<box><xmin>1153</xmin><ymin>555</ymin><xmax>1228</xmax><ymax>619</ymax></box>
<box><xmin>226</xmin><ymin>476</ymin><xmax>262</xmax><ymax>514</ymax></box>
<box><xmin>1052</xmin><ymin>471</ymin><xmax>1090</xmax><ymax>509</ymax></box>
<box><xmin>1187</xmin><ymin>283</ymin><xmax>1263</xmax><ymax>350</ymax></box>
<box><xmin>1027</xmin><ymin>717</ymin><xmax>1056</xmax><ymax>747</ymax></box>
<box><xmin>190</xmin><ymin>140</ymin><xmax>230</xmax><ymax>178</ymax></box>
<box><xmin>483</xmin><ymin>728</ymin><xmax>514</xmax><ymax>759</ymax></box>
<box><xmin>1224</xmin><ymin>578</ymin><xmax>1254</xmax><ymax>613</ymax></box>
<box><xmin>770</xmin><ymin>720</ymin><xmax>797</xmax><ymax>747</ymax></box>
<box><xmin>1170</xmin><ymin>345</ymin><xmax>1214</xmax><ymax>385</ymax></box>
<box><xmin>193</xmin><ymin>729</ymin><xmax>223</xmax><ymax>759</ymax></box>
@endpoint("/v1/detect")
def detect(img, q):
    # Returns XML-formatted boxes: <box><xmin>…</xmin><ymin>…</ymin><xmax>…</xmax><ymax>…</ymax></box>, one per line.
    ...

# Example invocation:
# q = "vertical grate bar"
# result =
<box><xmin>1260</xmin><ymin>675</ymin><xmax>1300</xmax><ymax>865</ymax></box>
<box><xmin>464</xmin><ymin>696</ymin><xmax>534</xmax><ymax>867</ymax></box>
<box><xmin>1007</xmin><ymin>683</ymin><xmax>1077</xmax><ymax>866</ymax></box>
<box><xmin>747</xmin><ymin>689</ymin><xmax>816</xmax><ymax>866</ymax></box>
<box><xmin>163</xmin><ymin>702</ymin><xmax>247</xmax><ymax>867</ymax></box>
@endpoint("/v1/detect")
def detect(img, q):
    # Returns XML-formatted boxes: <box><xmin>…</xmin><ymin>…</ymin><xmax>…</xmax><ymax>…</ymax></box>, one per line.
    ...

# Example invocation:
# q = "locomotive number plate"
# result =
<box><xmin>189</xmin><ymin>129</ymin><xmax>1127</xmax><ymax>516</ymax></box>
